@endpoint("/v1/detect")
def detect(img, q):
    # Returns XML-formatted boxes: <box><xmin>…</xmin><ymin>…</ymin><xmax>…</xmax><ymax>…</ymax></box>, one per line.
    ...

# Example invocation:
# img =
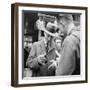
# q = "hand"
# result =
<box><xmin>36</xmin><ymin>19</ymin><xmax>45</xmax><ymax>31</ymax></box>
<box><xmin>48</xmin><ymin>60</ymin><xmax>57</xmax><ymax>69</ymax></box>
<box><xmin>37</xmin><ymin>54</ymin><xmax>46</xmax><ymax>65</ymax></box>
<box><xmin>55</xmin><ymin>50</ymin><xmax>61</xmax><ymax>62</ymax></box>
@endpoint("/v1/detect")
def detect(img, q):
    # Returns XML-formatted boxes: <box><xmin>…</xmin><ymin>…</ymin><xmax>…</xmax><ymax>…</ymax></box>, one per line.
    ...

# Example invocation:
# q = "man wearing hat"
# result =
<box><xmin>56</xmin><ymin>14</ymin><xmax>80</xmax><ymax>75</ymax></box>
<box><xmin>26</xmin><ymin>20</ymin><xmax>60</xmax><ymax>77</ymax></box>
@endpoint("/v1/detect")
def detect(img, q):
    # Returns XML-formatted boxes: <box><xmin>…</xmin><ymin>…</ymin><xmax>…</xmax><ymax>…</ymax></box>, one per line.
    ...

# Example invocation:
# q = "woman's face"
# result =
<box><xmin>55</xmin><ymin>38</ymin><xmax>62</xmax><ymax>51</ymax></box>
<box><xmin>56</xmin><ymin>39</ymin><xmax>61</xmax><ymax>46</ymax></box>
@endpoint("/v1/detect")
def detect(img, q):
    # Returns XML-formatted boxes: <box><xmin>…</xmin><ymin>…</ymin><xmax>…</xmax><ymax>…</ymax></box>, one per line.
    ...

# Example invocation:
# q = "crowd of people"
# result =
<box><xmin>26</xmin><ymin>13</ymin><xmax>80</xmax><ymax>77</ymax></box>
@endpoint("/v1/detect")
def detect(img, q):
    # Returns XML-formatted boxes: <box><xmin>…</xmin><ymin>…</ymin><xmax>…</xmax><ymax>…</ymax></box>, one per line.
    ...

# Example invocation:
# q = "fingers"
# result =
<box><xmin>48</xmin><ymin>60</ymin><xmax>55</xmax><ymax>69</ymax></box>
<box><xmin>37</xmin><ymin>54</ymin><xmax>45</xmax><ymax>59</ymax></box>
<box><xmin>38</xmin><ymin>61</ymin><xmax>45</xmax><ymax>66</ymax></box>
<box><xmin>49</xmin><ymin>59</ymin><xmax>55</xmax><ymax>63</ymax></box>
<box><xmin>48</xmin><ymin>64</ymin><xmax>53</xmax><ymax>69</ymax></box>
<box><xmin>48</xmin><ymin>60</ymin><xmax>57</xmax><ymax>69</ymax></box>
<box><xmin>40</xmin><ymin>57</ymin><xmax>46</xmax><ymax>60</ymax></box>
<box><xmin>37</xmin><ymin>54</ymin><xmax>46</xmax><ymax>65</ymax></box>
<box><xmin>36</xmin><ymin>19</ymin><xmax>45</xmax><ymax>30</ymax></box>
<box><xmin>48</xmin><ymin>62</ymin><xmax>55</xmax><ymax>69</ymax></box>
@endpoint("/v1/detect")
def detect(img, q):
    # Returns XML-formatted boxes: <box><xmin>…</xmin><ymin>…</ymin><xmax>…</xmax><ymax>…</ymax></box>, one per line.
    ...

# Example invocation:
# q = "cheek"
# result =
<box><xmin>62</xmin><ymin>27</ymin><xmax>67</xmax><ymax>35</ymax></box>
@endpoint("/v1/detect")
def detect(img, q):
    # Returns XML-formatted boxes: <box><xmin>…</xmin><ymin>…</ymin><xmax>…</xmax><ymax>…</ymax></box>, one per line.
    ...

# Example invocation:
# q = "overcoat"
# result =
<box><xmin>56</xmin><ymin>26</ymin><xmax>80</xmax><ymax>75</ymax></box>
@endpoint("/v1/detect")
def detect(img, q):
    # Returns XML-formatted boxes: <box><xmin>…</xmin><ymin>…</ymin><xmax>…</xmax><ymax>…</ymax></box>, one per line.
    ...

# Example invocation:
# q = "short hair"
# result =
<box><xmin>57</xmin><ymin>14</ymin><xmax>73</xmax><ymax>24</ymax></box>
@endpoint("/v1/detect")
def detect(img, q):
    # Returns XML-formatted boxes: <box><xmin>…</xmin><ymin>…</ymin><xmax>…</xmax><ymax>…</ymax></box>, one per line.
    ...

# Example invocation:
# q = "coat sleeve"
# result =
<box><xmin>26</xmin><ymin>43</ymin><xmax>40</xmax><ymax>70</ymax></box>
<box><xmin>56</xmin><ymin>37</ymin><xmax>76</xmax><ymax>75</ymax></box>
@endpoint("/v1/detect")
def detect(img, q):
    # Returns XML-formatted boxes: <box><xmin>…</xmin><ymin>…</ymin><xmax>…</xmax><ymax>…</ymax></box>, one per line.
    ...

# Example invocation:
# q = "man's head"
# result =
<box><xmin>36</xmin><ymin>19</ymin><xmax>61</xmax><ymax>43</ymax></box>
<box><xmin>57</xmin><ymin>14</ymin><xmax>73</xmax><ymax>35</ymax></box>
<box><xmin>44</xmin><ymin>22</ymin><xmax>58</xmax><ymax>42</ymax></box>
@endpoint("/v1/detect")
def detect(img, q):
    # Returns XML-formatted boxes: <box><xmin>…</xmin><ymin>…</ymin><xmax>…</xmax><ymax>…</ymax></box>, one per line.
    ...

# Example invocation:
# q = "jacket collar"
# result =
<box><xmin>67</xmin><ymin>23</ymin><xmax>75</xmax><ymax>35</ymax></box>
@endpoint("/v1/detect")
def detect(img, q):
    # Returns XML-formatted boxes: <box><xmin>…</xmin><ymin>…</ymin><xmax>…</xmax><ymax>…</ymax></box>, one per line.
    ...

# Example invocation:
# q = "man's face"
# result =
<box><xmin>58</xmin><ymin>18</ymin><xmax>68</xmax><ymax>36</ymax></box>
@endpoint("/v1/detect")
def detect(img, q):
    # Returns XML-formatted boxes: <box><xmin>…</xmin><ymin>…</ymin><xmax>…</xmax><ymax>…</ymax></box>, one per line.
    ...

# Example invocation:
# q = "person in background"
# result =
<box><xmin>48</xmin><ymin>37</ymin><xmax>62</xmax><ymax>70</ymax></box>
<box><xmin>56</xmin><ymin>14</ymin><xmax>80</xmax><ymax>75</ymax></box>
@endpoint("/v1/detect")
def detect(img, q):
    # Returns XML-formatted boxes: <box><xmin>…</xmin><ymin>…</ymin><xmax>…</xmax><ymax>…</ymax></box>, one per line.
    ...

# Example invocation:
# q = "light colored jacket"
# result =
<box><xmin>56</xmin><ymin>26</ymin><xmax>80</xmax><ymax>75</ymax></box>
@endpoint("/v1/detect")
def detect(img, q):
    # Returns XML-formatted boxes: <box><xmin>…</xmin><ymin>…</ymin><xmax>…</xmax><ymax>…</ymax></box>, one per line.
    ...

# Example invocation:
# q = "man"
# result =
<box><xmin>26</xmin><ymin>20</ymin><xmax>58</xmax><ymax>77</ymax></box>
<box><xmin>56</xmin><ymin>14</ymin><xmax>80</xmax><ymax>75</ymax></box>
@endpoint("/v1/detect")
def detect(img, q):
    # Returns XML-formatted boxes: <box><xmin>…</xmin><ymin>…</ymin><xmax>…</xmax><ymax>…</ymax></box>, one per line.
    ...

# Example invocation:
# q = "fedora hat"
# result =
<box><xmin>45</xmin><ymin>22</ymin><xmax>58</xmax><ymax>37</ymax></box>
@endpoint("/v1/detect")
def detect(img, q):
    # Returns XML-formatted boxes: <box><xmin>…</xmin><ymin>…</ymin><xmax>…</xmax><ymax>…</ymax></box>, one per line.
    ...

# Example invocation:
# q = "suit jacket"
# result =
<box><xmin>26</xmin><ymin>39</ymin><xmax>57</xmax><ymax>77</ymax></box>
<box><xmin>56</xmin><ymin>26</ymin><xmax>80</xmax><ymax>75</ymax></box>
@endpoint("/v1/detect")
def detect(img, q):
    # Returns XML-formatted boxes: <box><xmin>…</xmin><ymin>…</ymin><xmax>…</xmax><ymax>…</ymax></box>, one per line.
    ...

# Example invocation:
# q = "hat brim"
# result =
<box><xmin>43</xmin><ymin>29</ymin><xmax>59</xmax><ymax>37</ymax></box>
<box><xmin>44</xmin><ymin>22</ymin><xmax>59</xmax><ymax>37</ymax></box>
